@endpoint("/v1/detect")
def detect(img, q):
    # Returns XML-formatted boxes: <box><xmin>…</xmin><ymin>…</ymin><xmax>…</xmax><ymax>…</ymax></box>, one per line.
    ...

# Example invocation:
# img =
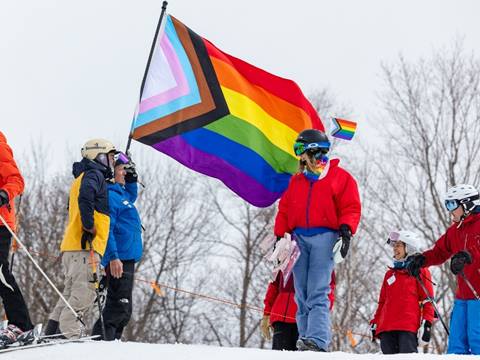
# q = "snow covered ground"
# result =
<box><xmin>5</xmin><ymin>341</ymin><xmax>468</xmax><ymax>360</ymax></box>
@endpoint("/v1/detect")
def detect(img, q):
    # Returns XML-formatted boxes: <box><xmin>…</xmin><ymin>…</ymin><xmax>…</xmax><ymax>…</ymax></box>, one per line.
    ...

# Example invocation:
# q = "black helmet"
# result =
<box><xmin>294</xmin><ymin>129</ymin><xmax>330</xmax><ymax>156</ymax></box>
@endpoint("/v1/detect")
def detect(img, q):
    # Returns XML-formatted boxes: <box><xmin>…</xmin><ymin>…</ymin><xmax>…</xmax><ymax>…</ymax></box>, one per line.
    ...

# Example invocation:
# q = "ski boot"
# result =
<box><xmin>296</xmin><ymin>338</ymin><xmax>326</xmax><ymax>352</ymax></box>
<box><xmin>0</xmin><ymin>324</ymin><xmax>24</xmax><ymax>348</ymax></box>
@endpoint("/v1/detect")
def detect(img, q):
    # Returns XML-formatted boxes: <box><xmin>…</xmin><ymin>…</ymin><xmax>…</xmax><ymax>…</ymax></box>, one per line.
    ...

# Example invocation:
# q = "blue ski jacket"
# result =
<box><xmin>102</xmin><ymin>182</ymin><xmax>142</xmax><ymax>267</ymax></box>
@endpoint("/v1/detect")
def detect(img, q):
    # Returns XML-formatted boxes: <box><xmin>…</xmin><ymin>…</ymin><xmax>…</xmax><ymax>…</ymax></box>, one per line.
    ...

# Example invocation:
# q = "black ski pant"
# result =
<box><xmin>379</xmin><ymin>330</ymin><xmax>418</xmax><ymax>354</ymax></box>
<box><xmin>92</xmin><ymin>260</ymin><xmax>134</xmax><ymax>340</ymax></box>
<box><xmin>272</xmin><ymin>322</ymin><xmax>299</xmax><ymax>351</ymax></box>
<box><xmin>0</xmin><ymin>226</ymin><xmax>33</xmax><ymax>331</ymax></box>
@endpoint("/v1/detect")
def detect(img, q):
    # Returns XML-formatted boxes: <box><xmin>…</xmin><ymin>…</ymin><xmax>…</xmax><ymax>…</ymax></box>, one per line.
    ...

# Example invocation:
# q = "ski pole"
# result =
<box><xmin>459</xmin><ymin>271</ymin><xmax>480</xmax><ymax>300</ymax></box>
<box><xmin>87</xmin><ymin>238</ymin><xmax>106</xmax><ymax>340</ymax></box>
<box><xmin>0</xmin><ymin>214</ymin><xmax>85</xmax><ymax>327</ymax></box>
<box><xmin>9</xmin><ymin>194</ymin><xmax>22</xmax><ymax>274</ymax></box>
<box><xmin>416</xmin><ymin>275</ymin><xmax>449</xmax><ymax>336</ymax></box>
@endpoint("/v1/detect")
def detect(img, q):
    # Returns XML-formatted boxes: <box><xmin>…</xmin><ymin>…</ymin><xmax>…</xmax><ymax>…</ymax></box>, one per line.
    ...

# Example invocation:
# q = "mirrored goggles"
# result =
<box><xmin>114</xmin><ymin>152</ymin><xmax>130</xmax><ymax>166</ymax></box>
<box><xmin>445</xmin><ymin>199</ymin><xmax>460</xmax><ymax>212</ymax></box>
<box><xmin>293</xmin><ymin>141</ymin><xmax>330</xmax><ymax>156</ymax></box>
<box><xmin>386</xmin><ymin>231</ymin><xmax>400</xmax><ymax>245</ymax></box>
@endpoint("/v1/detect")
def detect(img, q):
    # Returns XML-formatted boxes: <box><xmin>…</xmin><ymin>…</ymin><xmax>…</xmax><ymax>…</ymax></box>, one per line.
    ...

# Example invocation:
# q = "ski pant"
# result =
<box><xmin>447</xmin><ymin>299</ymin><xmax>480</xmax><ymax>354</ymax></box>
<box><xmin>272</xmin><ymin>322</ymin><xmax>298</xmax><ymax>351</ymax></box>
<box><xmin>292</xmin><ymin>231</ymin><xmax>336</xmax><ymax>351</ymax></box>
<box><xmin>92</xmin><ymin>260</ymin><xmax>135</xmax><ymax>340</ymax></box>
<box><xmin>0</xmin><ymin>226</ymin><xmax>33</xmax><ymax>331</ymax></box>
<box><xmin>49</xmin><ymin>250</ymin><xmax>100</xmax><ymax>339</ymax></box>
<box><xmin>379</xmin><ymin>331</ymin><xmax>418</xmax><ymax>354</ymax></box>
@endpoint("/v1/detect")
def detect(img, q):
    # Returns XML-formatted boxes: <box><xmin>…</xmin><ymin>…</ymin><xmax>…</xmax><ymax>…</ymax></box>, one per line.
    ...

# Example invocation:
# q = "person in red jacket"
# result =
<box><xmin>0</xmin><ymin>131</ymin><xmax>33</xmax><ymax>344</ymax></box>
<box><xmin>407</xmin><ymin>184</ymin><xmax>480</xmax><ymax>354</ymax></box>
<box><xmin>274</xmin><ymin>129</ymin><xmax>361</xmax><ymax>352</ymax></box>
<box><xmin>260</xmin><ymin>272</ymin><xmax>336</xmax><ymax>351</ymax></box>
<box><xmin>370</xmin><ymin>231</ymin><xmax>434</xmax><ymax>354</ymax></box>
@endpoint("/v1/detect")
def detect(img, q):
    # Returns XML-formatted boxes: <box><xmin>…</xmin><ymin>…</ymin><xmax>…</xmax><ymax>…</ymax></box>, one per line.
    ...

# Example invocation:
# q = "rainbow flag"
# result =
<box><xmin>131</xmin><ymin>15</ymin><xmax>324</xmax><ymax>207</ymax></box>
<box><xmin>331</xmin><ymin>118</ymin><xmax>357</xmax><ymax>141</ymax></box>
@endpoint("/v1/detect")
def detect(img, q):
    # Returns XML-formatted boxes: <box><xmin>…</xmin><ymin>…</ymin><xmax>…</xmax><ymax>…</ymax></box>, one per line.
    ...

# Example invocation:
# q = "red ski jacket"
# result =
<box><xmin>371</xmin><ymin>267</ymin><xmax>434</xmax><ymax>336</ymax></box>
<box><xmin>0</xmin><ymin>132</ymin><xmax>24</xmax><ymax>232</ymax></box>
<box><xmin>274</xmin><ymin>159</ymin><xmax>361</xmax><ymax>237</ymax></box>
<box><xmin>423</xmin><ymin>212</ymin><xmax>480</xmax><ymax>300</ymax></box>
<box><xmin>263</xmin><ymin>271</ymin><xmax>336</xmax><ymax>325</ymax></box>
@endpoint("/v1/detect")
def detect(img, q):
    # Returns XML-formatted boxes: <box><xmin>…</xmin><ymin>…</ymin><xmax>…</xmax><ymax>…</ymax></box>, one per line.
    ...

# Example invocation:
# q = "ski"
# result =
<box><xmin>0</xmin><ymin>335</ymin><xmax>99</xmax><ymax>354</ymax></box>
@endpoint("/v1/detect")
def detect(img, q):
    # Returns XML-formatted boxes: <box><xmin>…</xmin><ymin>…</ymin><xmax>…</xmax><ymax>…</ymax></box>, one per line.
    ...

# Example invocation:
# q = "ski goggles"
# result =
<box><xmin>445</xmin><ymin>199</ymin><xmax>460</xmax><ymax>212</ymax></box>
<box><xmin>293</xmin><ymin>141</ymin><xmax>330</xmax><ymax>156</ymax></box>
<box><xmin>114</xmin><ymin>152</ymin><xmax>130</xmax><ymax>166</ymax></box>
<box><xmin>386</xmin><ymin>231</ymin><xmax>400</xmax><ymax>245</ymax></box>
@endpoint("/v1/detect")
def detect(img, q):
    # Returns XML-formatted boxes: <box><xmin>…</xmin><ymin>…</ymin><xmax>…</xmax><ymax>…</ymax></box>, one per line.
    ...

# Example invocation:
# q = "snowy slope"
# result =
<box><xmin>5</xmin><ymin>341</ymin><xmax>467</xmax><ymax>360</ymax></box>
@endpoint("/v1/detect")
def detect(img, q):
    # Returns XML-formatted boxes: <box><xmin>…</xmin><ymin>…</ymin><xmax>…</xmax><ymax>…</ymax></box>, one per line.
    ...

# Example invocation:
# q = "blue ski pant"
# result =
<box><xmin>292</xmin><ymin>231</ymin><xmax>336</xmax><ymax>350</ymax></box>
<box><xmin>447</xmin><ymin>299</ymin><xmax>480</xmax><ymax>354</ymax></box>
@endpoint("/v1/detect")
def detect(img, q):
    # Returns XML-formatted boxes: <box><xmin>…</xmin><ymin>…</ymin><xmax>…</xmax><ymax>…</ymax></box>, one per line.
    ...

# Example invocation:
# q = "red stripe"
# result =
<box><xmin>203</xmin><ymin>39</ymin><xmax>324</xmax><ymax>131</ymax></box>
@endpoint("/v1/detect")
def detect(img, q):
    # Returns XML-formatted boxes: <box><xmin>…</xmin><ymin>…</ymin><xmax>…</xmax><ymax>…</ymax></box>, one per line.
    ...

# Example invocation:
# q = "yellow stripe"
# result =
<box><xmin>222</xmin><ymin>86</ymin><xmax>299</xmax><ymax>156</ymax></box>
<box><xmin>340</xmin><ymin>125</ymin><xmax>357</xmax><ymax>132</ymax></box>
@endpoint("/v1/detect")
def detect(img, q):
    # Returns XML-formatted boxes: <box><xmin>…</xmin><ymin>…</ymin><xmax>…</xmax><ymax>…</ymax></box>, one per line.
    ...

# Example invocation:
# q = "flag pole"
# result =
<box><xmin>126</xmin><ymin>0</ymin><xmax>169</xmax><ymax>153</ymax></box>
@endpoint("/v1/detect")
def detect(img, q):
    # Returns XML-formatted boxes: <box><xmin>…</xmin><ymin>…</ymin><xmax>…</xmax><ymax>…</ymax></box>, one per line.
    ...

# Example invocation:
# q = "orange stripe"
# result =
<box><xmin>211</xmin><ymin>57</ymin><xmax>314</xmax><ymax>133</ymax></box>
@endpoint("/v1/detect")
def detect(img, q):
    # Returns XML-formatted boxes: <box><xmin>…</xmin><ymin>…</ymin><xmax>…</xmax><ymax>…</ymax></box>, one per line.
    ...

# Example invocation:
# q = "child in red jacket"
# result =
<box><xmin>261</xmin><ymin>271</ymin><xmax>336</xmax><ymax>350</ymax></box>
<box><xmin>371</xmin><ymin>231</ymin><xmax>434</xmax><ymax>354</ymax></box>
<box><xmin>274</xmin><ymin>129</ymin><xmax>361</xmax><ymax>351</ymax></box>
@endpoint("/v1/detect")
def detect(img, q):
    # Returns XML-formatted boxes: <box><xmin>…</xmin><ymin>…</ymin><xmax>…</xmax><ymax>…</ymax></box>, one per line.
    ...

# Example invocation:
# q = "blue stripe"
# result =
<box><xmin>181</xmin><ymin>128</ymin><xmax>291</xmax><ymax>193</ymax></box>
<box><xmin>134</xmin><ymin>16</ymin><xmax>201</xmax><ymax>128</ymax></box>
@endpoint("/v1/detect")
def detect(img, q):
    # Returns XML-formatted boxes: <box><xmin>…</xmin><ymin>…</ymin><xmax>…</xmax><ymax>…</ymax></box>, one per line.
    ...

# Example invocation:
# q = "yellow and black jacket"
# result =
<box><xmin>61</xmin><ymin>158</ymin><xmax>110</xmax><ymax>255</ymax></box>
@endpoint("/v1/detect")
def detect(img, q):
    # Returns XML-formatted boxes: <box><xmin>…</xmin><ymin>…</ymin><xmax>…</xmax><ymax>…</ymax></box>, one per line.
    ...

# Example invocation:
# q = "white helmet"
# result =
<box><xmin>387</xmin><ymin>230</ymin><xmax>421</xmax><ymax>256</ymax></box>
<box><xmin>444</xmin><ymin>184</ymin><xmax>480</xmax><ymax>213</ymax></box>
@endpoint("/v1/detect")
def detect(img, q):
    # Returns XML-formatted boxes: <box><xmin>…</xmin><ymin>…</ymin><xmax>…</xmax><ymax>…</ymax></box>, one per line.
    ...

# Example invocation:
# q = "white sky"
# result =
<box><xmin>1</xmin><ymin>0</ymin><xmax>479</xmax><ymax>167</ymax></box>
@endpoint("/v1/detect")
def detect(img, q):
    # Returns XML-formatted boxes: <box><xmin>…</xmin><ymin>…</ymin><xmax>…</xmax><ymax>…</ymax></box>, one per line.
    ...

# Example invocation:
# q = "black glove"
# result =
<box><xmin>450</xmin><ymin>250</ymin><xmax>473</xmax><ymax>275</ymax></box>
<box><xmin>338</xmin><ymin>224</ymin><xmax>352</xmax><ymax>258</ymax></box>
<box><xmin>0</xmin><ymin>190</ymin><xmax>9</xmax><ymax>208</ymax></box>
<box><xmin>370</xmin><ymin>323</ymin><xmax>377</xmax><ymax>342</ymax></box>
<box><xmin>124</xmin><ymin>165</ymin><xmax>138</xmax><ymax>183</ymax></box>
<box><xmin>81</xmin><ymin>230</ymin><xmax>94</xmax><ymax>250</ymax></box>
<box><xmin>406</xmin><ymin>254</ymin><xmax>426</xmax><ymax>277</ymax></box>
<box><xmin>421</xmin><ymin>320</ymin><xmax>432</xmax><ymax>343</ymax></box>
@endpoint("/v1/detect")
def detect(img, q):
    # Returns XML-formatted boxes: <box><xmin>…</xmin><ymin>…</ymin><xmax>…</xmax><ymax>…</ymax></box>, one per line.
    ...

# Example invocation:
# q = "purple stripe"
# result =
<box><xmin>139</xmin><ymin>35</ymin><xmax>190</xmax><ymax>114</ymax></box>
<box><xmin>153</xmin><ymin>136</ymin><xmax>282</xmax><ymax>207</ymax></box>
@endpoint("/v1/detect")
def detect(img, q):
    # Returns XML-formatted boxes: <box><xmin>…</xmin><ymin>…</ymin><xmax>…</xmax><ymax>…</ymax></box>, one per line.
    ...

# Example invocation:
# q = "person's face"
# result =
<box><xmin>451</xmin><ymin>206</ymin><xmax>465</xmax><ymax>223</ymax></box>
<box><xmin>108</xmin><ymin>152</ymin><xmax>115</xmax><ymax>166</ymax></box>
<box><xmin>392</xmin><ymin>241</ymin><xmax>406</xmax><ymax>260</ymax></box>
<box><xmin>114</xmin><ymin>164</ymin><xmax>127</xmax><ymax>185</ymax></box>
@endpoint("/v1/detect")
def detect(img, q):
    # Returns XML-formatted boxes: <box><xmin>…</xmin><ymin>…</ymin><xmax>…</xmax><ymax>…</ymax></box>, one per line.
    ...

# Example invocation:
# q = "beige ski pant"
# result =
<box><xmin>49</xmin><ymin>251</ymin><xmax>100</xmax><ymax>338</ymax></box>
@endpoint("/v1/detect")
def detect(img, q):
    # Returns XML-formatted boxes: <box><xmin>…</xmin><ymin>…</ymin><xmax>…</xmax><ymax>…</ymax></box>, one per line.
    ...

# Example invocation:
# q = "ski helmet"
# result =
<box><xmin>444</xmin><ymin>184</ymin><xmax>480</xmax><ymax>213</ymax></box>
<box><xmin>81</xmin><ymin>139</ymin><xmax>116</xmax><ymax>167</ymax></box>
<box><xmin>293</xmin><ymin>129</ymin><xmax>330</xmax><ymax>157</ymax></box>
<box><xmin>387</xmin><ymin>230</ymin><xmax>421</xmax><ymax>256</ymax></box>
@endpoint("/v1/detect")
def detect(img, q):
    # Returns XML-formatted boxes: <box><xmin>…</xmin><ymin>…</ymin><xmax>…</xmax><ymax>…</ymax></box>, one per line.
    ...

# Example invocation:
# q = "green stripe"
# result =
<box><xmin>205</xmin><ymin>115</ymin><xmax>298</xmax><ymax>174</ymax></box>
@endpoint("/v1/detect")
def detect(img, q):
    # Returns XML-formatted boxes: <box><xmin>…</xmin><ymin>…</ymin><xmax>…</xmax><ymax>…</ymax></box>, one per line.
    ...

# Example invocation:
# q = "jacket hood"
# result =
<box><xmin>0</xmin><ymin>132</ymin><xmax>7</xmax><ymax>144</ymax></box>
<box><xmin>72</xmin><ymin>158</ymin><xmax>107</xmax><ymax>178</ymax></box>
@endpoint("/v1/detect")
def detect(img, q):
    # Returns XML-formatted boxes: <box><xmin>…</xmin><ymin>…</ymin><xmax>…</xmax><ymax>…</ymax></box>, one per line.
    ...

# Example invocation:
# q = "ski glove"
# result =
<box><xmin>125</xmin><ymin>164</ymin><xmax>138</xmax><ymax>183</ymax></box>
<box><xmin>370</xmin><ymin>323</ymin><xmax>377</xmax><ymax>342</ymax></box>
<box><xmin>0</xmin><ymin>190</ymin><xmax>9</xmax><ymax>208</ymax></box>
<box><xmin>260</xmin><ymin>315</ymin><xmax>272</xmax><ymax>341</ymax></box>
<box><xmin>338</xmin><ymin>224</ymin><xmax>352</xmax><ymax>258</ymax></box>
<box><xmin>81</xmin><ymin>227</ymin><xmax>96</xmax><ymax>250</ymax></box>
<box><xmin>421</xmin><ymin>320</ymin><xmax>432</xmax><ymax>343</ymax></box>
<box><xmin>450</xmin><ymin>250</ymin><xmax>473</xmax><ymax>275</ymax></box>
<box><xmin>406</xmin><ymin>253</ymin><xmax>426</xmax><ymax>277</ymax></box>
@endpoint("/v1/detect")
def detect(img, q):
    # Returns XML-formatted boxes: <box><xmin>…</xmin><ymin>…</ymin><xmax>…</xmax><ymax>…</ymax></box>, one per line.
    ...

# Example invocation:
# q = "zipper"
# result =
<box><xmin>305</xmin><ymin>181</ymin><xmax>314</xmax><ymax>229</ymax></box>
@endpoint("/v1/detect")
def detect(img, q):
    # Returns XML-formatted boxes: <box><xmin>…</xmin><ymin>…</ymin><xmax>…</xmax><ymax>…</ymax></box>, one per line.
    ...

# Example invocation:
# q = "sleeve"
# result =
<box><xmin>0</xmin><ymin>142</ymin><xmax>25</xmax><ymax>201</ymax></box>
<box><xmin>336</xmin><ymin>171</ymin><xmax>362</xmax><ymax>234</ymax></box>
<box><xmin>418</xmin><ymin>268</ymin><xmax>435</xmax><ymax>323</ymax></box>
<box><xmin>372</xmin><ymin>274</ymin><xmax>387</xmax><ymax>324</ymax></box>
<box><xmin>124</xmin><ymin>182</ymin><xmax>138</xmax><ymax>203</ymax></box>
<box><xmin>104</xmin><ymin>192</ymin><xmax>119</xmax><ymax>261</ymax></box>
<box><xmin>78</xmin><ymin>170</ymin><xmax>101</xmax><ymax>230</ymax></box>
<box><xmin>423</xmin><ymin>231</ymin><xmax>453</xmax><ymax>267</ymax></box>
<box><xmin>263</xmin><ymin>274</ymin><xmax>280</xmax><ymax>316</ymax></box>
<box><xmin>274</xmin><ymin>180</ymin><xmax>292</xmax><ymax>237</ymax></box>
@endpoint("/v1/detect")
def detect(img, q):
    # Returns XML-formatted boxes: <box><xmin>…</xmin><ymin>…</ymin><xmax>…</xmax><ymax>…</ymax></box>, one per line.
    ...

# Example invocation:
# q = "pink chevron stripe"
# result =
<box><xmin>139</xmin><ymin>35</ymin><xmax>190</xmax><ymax>114</ymax></box>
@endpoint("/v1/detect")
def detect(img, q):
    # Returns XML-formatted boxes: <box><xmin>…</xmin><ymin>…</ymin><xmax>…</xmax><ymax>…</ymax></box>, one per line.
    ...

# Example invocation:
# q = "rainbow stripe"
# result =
<box><xmin>131</xmin><ymin>15</ymin><xmax>324</xmax><ymax>207</ymax></box>
<box><xmin>331</xmin><ymin>118</ymin><xmax>357</xmax><ymax>141</ymax></box>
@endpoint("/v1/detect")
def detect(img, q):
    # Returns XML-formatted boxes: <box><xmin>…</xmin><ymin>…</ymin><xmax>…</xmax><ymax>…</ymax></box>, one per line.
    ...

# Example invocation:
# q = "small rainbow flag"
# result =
<box><xmin>131</xmin><ymin>15</ymin><xmax>324</xmax><ymax>207</ymax></box>
<box><xmin>331</xmin><ymin>118</ymin><xmax>357</xmax><ymax>141</ymax></box>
